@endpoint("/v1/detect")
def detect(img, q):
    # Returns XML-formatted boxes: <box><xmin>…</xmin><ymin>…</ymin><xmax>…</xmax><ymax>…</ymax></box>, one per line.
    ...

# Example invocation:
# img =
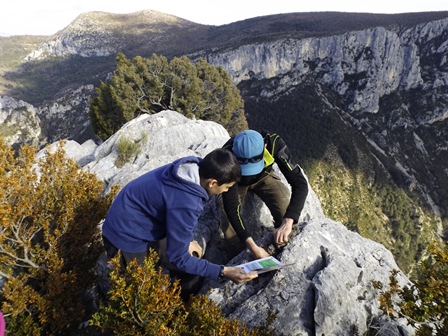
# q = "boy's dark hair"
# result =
<box><xmin>199</xmin><ymin>148</ymin><xmax>241</xmax><ymax>185</ymax></box>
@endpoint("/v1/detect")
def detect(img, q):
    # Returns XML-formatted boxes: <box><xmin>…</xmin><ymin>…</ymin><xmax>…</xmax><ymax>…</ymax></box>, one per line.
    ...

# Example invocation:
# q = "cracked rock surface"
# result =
<box><xmin>198</xmin><ymin>195</ymin><xmax>414</xmax><ymax>336</ymax></box>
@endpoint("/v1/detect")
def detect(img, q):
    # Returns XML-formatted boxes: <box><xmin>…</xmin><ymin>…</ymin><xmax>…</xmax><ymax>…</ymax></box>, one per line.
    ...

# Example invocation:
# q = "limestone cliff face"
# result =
<box><xmin>0</xmin><ymin>96</ymin><xmax>42</xmax><ymax>147</ymax></box>
<box><xmin>13</xmin><ymin>15</ymin><xmax>448</xmax><ymax>154</ymax></box>
<box><xmin>197</xmin><ymin>18</ymin><xmax>447</xmax><ymax>121</ymax></box>
<box><xmin>192</xmin><ymin>17</ymin><xmax>448</xmax><ymax>232</ymax></box>
<box><xmin>11</xmin><ymin>13</ymin><xmax>448</xmax><ymax>145</ymax></box>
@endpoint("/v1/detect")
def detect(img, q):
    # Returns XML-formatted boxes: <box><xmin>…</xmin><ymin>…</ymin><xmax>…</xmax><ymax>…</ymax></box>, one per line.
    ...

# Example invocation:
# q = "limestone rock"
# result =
<box><xmin>37</xmin><ymin>85</ymin><xmax>96</xmax><ymax>143</ymax></box>
<box><xmin>56</xmin><ymin>110</ymin><xmax>230</xmax><ymax>193</ymax></box>
<box><xmin>0</xmin><ymin>96</ymin><xmax>43</xmax><ymax>148</ymax></box>
<box><xmin>201</xmin><ymin>218</ymin><xmax>413</xmax><ymax>336</ymax></box>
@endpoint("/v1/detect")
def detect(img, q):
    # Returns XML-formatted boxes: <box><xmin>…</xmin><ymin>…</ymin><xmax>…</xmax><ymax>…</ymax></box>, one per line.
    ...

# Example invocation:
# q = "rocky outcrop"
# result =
<box><xmin>42</xmin><ymin>110</ymin><xmax>229</xmax><ymax>192</ymax></box>
<box><xmin>52</xmin><ymin>110</ymin><xmax>414</xmax><ymax>335</ymax></box>
<box><xmin>0</xmin><ymin>96</ymin><xmax>43</xmax><ymax>148</ymax></box>
<box><xmin>36</xmin><ymin>85</ymin><xmax>97</xmax><ymax>143</ymax></box>
<box><xmin>0</xmin><ymin>85</ymin><xmax>96</xmax><ymax>147</ymax></box>
<box><xmin>202</xmin><ymin>218</ymin><xmax>413</xmax><ymax>335</ymax></box>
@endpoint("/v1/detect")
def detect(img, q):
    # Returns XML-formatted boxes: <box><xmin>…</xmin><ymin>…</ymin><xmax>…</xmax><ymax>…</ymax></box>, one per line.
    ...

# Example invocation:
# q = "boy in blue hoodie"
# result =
<box><xmin>102</xmin><ymin>148</ymin><xmax>258</xmax><ymax>287</ymax></box>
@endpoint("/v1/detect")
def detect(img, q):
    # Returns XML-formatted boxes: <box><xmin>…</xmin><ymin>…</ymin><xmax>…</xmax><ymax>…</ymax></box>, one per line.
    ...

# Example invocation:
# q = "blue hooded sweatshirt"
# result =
<box><xmin>102</xmin><ymin>156</ymin><xmax>221</xmax><ymax>280</ymax></box>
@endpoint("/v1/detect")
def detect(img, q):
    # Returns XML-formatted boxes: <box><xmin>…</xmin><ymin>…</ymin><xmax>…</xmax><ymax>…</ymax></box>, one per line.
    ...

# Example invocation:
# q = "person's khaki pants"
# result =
<box><xmin>217</xmin><ymin>170</ymin><xmax>290</xmax><ymax>258</ymax></box>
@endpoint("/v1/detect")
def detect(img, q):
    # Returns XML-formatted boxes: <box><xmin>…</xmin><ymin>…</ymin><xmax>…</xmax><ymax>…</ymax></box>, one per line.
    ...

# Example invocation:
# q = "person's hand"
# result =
<box><xmin>188</xmin><ymin>240</ymin><xmax>203</xmax><ymax>258</ymax></box>
<box><xmin>223</xmin><ymin>266</ymin><xmax>258</xmax><ymax>284</ymax></box>
<box><xmin>245</xmin><ymin>237</ymin><xmax>270</xmax><ymax>259</ymax></box>
<box><xmin>273</xmin><ymin>218</ymin><xmax>294</xmax><ymax>248</ymax></box>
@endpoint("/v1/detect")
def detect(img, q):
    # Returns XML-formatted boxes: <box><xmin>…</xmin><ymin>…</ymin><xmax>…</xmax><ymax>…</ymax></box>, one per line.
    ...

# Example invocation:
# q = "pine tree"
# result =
<box><xmin>89</xmin><ymin>53</ymin><xmax>247</xmax><ymax>140</ymax></box>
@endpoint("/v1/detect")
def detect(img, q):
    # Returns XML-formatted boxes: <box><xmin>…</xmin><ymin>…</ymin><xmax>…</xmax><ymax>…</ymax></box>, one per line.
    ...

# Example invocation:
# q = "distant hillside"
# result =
<box><xmin>203</xmin><ymin>11</ymin><xmax>448</xmax><ymax>50</ymax></box>
<box><xmin>2</xmin><ymin>11</ymin><xmax>448</xmax><ymax>105</ymax></box>
<box><xmin>0</xmin><ymin>35</ymin><xmax>47</xmax><ymax>94</ymax></box>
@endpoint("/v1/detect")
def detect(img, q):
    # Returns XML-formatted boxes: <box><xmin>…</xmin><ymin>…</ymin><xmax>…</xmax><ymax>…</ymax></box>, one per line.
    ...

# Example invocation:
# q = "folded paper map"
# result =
<box><xmin>237</xmin><ymin>256</ymin><xmax>295</xmax><ymax>274</ymax></box>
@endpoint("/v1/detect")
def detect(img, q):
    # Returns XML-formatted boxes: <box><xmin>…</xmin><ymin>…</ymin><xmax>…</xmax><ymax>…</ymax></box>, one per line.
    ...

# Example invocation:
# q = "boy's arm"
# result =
<box><xmin>221</xmin><ymin>183</ymin><xmax>252</xmax><ymax>241</ymax></box>
<box><xmin>271</xmin><ymin>134</ymin><xmax>309</xmax><ymax>222</ymax></box>
<box><xmin>165</xmin><ymin>207</ymin><xmax>221</xmax><ymax>279</ymax></box>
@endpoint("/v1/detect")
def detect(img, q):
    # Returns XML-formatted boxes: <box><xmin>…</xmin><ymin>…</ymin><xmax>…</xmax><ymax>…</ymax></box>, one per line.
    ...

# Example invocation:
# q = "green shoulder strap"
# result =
<box><xmin>263</xmin><ymin>148</ymin><xmax>275</xmax><ymax>167</ymax></box>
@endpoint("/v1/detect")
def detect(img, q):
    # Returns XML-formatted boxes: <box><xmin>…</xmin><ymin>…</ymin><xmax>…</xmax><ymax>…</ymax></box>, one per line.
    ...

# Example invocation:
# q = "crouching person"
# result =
<box><xmin>101</xmin><ymin>148</ymin><xmax>258</xmax><ymax>299</ymax></box>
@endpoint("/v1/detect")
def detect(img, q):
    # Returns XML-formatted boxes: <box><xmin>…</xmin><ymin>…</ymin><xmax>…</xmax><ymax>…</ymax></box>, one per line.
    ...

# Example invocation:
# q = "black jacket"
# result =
<box><xmin>222</xmin><ymin>131</ymin><xmax>309</xmax><ymax>241</ymax></box>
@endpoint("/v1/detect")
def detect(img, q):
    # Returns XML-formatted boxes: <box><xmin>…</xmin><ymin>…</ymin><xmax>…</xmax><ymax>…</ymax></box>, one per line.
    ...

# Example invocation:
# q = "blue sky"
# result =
<box><xmin>1</xmin><ymin>0</ymin><xmax>447</xmax><ymax>36</ymax></box>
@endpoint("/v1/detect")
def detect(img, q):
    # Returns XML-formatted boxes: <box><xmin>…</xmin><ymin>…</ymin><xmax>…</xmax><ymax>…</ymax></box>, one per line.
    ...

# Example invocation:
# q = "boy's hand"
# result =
<box><xmin>245</xmin><ymin>237</ymin><xmax>270</xmax><ymax>259</ymax></box>
<box><xmin>273</xmin><ymin>218</ymin><xmax>294</xmax><ymax>248</ymax></box>
<box><xmin>224</xmin><ymin>267</ymin><xmax>258</xmax><ymax>284</ymax></box>
<box><xmin>189</xmin><ymin>240</ymin><xmax>203</xmax><ymax>258</ymax></box>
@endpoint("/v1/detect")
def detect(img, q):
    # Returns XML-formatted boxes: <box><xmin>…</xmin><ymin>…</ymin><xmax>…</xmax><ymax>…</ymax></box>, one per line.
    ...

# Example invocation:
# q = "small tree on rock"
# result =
<box><xmin>376</xmin><ymin>244</ymin><xmax>448</xmax><ymax>335</ymax></box>
<box><xmin>89</xmin><ymin>52</ymin><xmax>248</xmax><ymax>140</ymax></box>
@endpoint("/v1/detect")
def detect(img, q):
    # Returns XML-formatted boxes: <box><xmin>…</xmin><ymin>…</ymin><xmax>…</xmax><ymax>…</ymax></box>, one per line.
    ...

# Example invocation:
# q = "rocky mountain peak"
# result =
<box><xmin>67</xmin><ymin>9</ymin><xmax>197</xmax><ymax>33</ymax></box>
<box><xmin>26</xmin><ymin>9</ymin><xmax>205</xmax><ymax>60</ymax></box>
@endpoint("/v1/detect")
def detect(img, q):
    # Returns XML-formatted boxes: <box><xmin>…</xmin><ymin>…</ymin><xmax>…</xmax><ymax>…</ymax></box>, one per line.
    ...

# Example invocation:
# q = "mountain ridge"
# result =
<box><xmin>3</xmin><ymin>11</ymin><xmax>448</xmax><ymax>62</ymax></box>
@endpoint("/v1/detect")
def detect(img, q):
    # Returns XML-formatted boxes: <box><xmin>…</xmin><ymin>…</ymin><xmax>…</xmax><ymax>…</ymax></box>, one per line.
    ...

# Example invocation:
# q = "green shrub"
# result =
<box><xmin>89</xmin><ymin>53</ymin><xmax>247</xmax><ymax>140</ymax></box>
<box><xmin>376</xmin><ymin>244</ymin><xmax>448</xmax><ymax>335</ymax></box>
<box><xmin>0</xmin><ymin>140</ymin><xmax>118</xmax><ymax>335</ymax></box>
<box><xmin>115</xmin><ymin>136</ymin><xmax>140</xmax><ymax>167</ymax></box>
<box><xmin>90</xmin><ymin>250</ymin><xmax>274</xmax><ymax>335</ymax></box>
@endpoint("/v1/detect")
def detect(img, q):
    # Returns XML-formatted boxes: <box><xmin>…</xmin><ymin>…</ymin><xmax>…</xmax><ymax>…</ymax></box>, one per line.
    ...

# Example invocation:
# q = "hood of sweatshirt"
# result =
<box><xmin>161</xmin><ymin>156</ymin><xmax>208</xmax><ymax>201</ymax></box>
